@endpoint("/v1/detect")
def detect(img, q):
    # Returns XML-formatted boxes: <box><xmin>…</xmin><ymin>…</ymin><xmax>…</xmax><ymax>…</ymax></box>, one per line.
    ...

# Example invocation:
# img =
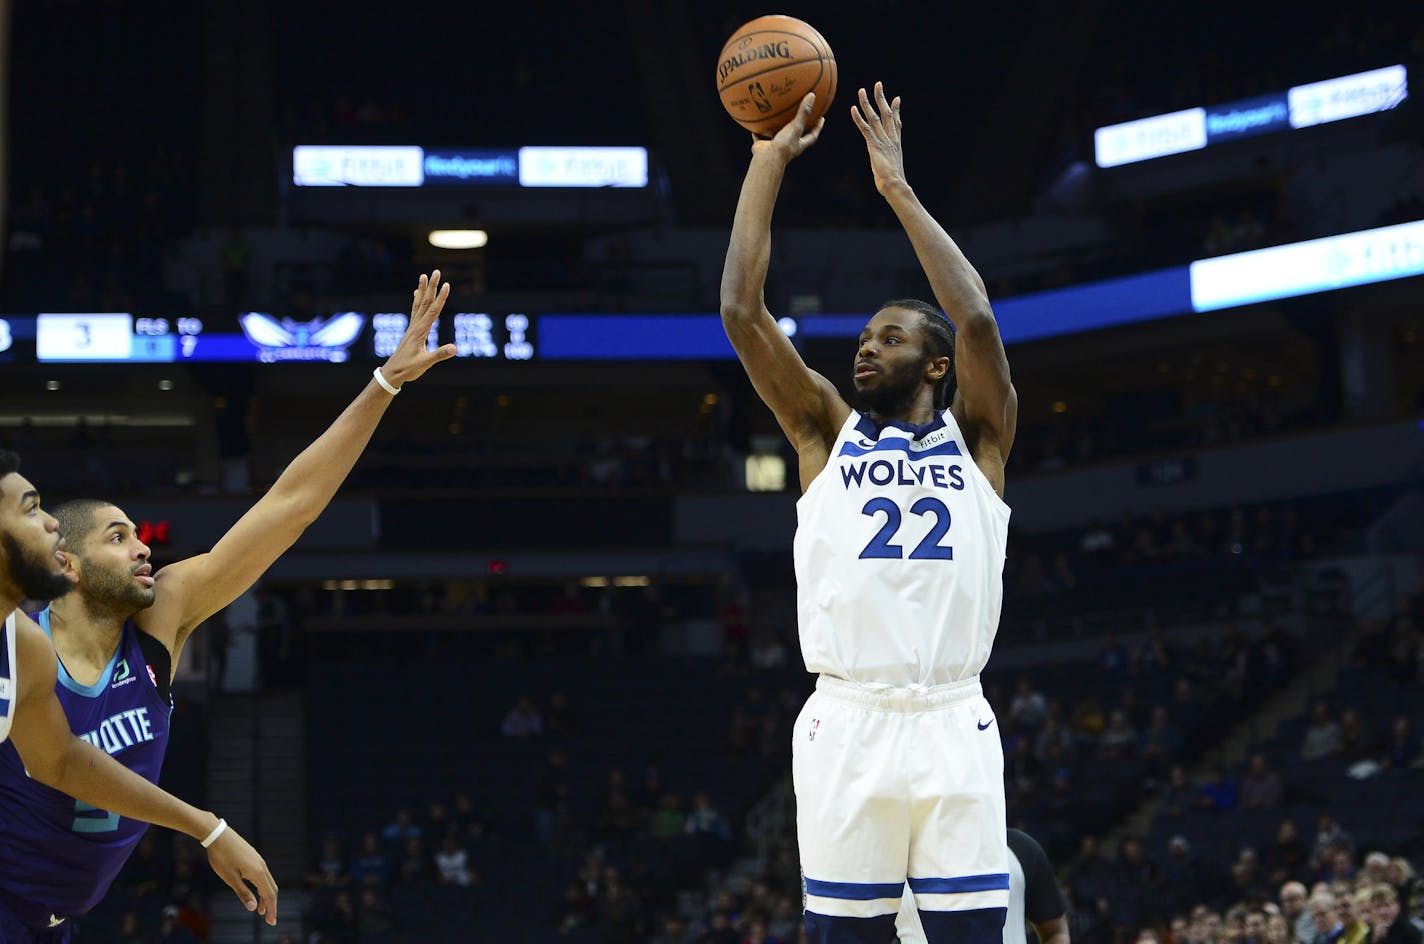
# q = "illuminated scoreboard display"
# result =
<box><xmin>0</xmin><ymin>311</ymin><xmax>539</xmax><ymax>364</ymax></box>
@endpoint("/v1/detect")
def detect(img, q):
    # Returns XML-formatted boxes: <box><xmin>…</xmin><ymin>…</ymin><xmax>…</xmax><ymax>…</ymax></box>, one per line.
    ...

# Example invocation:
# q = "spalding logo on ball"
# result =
<box><xmin>716</xmin><ymin>14</ymin><xmax>837</xmax><ymax>137</ymax></box>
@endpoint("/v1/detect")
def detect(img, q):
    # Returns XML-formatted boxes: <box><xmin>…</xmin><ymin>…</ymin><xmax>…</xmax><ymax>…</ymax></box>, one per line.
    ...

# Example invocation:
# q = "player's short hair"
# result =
<box><xmin>0</xmin><ymin>451</ymin><xmax>19</xmax><ymax>495</ymax></box>
<box><xmin>877</xmin><ymin>298</ymin><xmax>956</xmax><ymax>409</ymax></box>
<box><xmin>52</xmin><ymin>498</ymin><xmax>117</xmax><ymax>549</ymax></box>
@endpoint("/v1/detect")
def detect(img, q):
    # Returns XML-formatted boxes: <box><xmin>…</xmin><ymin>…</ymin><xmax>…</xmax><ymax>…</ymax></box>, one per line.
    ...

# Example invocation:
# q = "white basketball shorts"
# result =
<box><xmin>793</xmin><ymin>674</ymin><xmax>1009</xmax><ymax>926</ymax></box>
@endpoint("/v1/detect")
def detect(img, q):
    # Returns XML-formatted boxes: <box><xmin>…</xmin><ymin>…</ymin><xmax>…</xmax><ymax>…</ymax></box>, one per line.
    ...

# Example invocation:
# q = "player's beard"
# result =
<box><xmin>0</xmin><ymin>532</ymin><xmax>74</xmax><ymax>602</ymax></box>
<box><xmin>80</xmin><ymin>556</ymin><xmax>156</xmax><ymax>615</ymax></box>
<box><xmin>853</xmin><ymin>357</ymin><xmax>926</xmax><ymax>418</ymax></box>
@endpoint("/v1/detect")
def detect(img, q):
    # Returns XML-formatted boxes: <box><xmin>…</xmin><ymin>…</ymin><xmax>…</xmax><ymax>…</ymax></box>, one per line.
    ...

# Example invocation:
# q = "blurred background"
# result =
<box><xmin>2</xmin><ymin>1</ymin><xmax>1424</xmax><ymax>942</ymax></box>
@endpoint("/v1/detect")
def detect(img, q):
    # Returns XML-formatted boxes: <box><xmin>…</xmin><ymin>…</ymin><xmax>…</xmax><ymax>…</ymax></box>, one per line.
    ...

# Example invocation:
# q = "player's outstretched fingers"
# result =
<box><xmin>251</xmin><ymin>867</ymin><xmax>280</xmax><ymax>925</ymax></box>
<box><xmin>857</xmin><ymin>86</ymin><xmax>880</xmax><ymax>126</ymax></box>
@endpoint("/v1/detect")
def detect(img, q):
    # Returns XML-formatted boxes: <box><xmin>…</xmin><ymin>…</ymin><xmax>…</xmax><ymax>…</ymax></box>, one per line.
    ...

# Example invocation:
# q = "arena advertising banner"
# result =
<box><xmin>292</xmin><ymin>146</ymin><xmax>648</xmax><ymax>188</ymax></box>
<box><xmin>1095</xmin><ymin>64</ymin><xmax>1407</xmax><ymax>168</ymax></box>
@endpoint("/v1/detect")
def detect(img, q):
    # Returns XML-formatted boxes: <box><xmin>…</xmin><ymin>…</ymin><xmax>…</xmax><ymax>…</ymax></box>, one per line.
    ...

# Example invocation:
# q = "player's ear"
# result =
<box><xmin>926</xmin><ymin>355</ymin><xmax>950</xmax><ymax>383</ymax></box>
<box><xmin>57</xmin><ymin>550</ymin><xmax>80</xmax><ymax>581</ymax></box>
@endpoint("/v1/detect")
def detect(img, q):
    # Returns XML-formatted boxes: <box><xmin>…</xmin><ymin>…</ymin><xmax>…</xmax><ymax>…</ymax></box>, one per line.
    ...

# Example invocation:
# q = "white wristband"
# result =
<box><xmin>201</xmin><ymin>817</ymin><xmax>228</xmax><ymax>848</ymax></box>
<box><xmin>372</xmin><ymin>366</ymin><xmax>401</xmax><ymax>395</ymax></box>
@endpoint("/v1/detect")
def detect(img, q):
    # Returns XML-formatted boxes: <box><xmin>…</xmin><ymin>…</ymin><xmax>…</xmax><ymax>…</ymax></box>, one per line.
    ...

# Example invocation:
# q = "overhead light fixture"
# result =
<box><xmin>428</xmin><ymin>229</ymin><xmax>488</xmax><ymax>250</ymax></box>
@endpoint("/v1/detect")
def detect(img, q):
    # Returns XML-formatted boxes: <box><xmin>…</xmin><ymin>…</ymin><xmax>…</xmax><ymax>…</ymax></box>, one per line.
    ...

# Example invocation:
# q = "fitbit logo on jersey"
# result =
<box><xmin>841</xmin><ymin>459</ymin><xmax>965</xmax><ymax>491</ymax></box>
<box><xmin>78</xmin><ymin>708</ymin><xmax>156</xmax><ymax>755</ymax></box>
<box><xmin>718</xmin><ymin>41</ymin><xmax>792</xmax><ymax>82</ymax></box>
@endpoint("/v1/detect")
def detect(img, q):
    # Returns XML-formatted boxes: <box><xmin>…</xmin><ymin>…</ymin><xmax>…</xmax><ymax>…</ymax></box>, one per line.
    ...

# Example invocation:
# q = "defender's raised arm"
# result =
<box><xmin>138</xmin><ymin>271</ymin><xmax>458</xmax><ymax>661</ymax></box>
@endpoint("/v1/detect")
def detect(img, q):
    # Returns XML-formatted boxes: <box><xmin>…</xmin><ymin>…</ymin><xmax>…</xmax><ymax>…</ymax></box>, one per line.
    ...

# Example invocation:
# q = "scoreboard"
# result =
<box><xmin>0</xmin><ymin>311</ymin><xmax>540</xmax><ymax>364</ymax></box>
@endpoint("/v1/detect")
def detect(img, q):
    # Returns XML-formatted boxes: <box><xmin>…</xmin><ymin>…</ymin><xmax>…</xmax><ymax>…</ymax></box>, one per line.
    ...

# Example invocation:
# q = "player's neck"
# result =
<box><xmin>0</xmin><ymin>588</ymin><xmax>21</xmax><ymax>619</ymax></box>
<box><xmin>47</xmin><ymin>597</ymin><xmax>125</xmax><ymax>674</ymax></box>
<box><xmin>868</xmin><ymin>397</ymin><xmax>940</xmax><ymax>430</ymax></box>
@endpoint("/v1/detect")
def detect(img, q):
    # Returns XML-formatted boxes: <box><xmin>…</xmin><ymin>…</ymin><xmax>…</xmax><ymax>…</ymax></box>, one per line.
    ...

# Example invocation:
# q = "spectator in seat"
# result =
<box><xmin>1243</xmin><ymin>910</ymin><xmax>1270</xmax><ymax>944</ymax></box>
<box><xmin>1281</xmin><ymin>881</ymin><xmax>1314</xmax><ymax>944</ymax></box>
<box><xmin>1301</xmin><ymin>703</ymin><xmax>1343</xmax><ymax>761</ymax></box>
<box><xmin>1160</xmin><ymin>836</ymin><xmax>1203</xmax><ymax>919</ymax></box>
<box><xmin>1368</xmin><ymin>883</ymin><xmax>1421</xmax><ymax>944</ymax></box>
<box><xmin>398</xmin><ymin>836</ymin><xmax>432</xmax><ymax>884</ymax></box>
<box><xmin>1098</xmin><ymin>708</ymin><xmax>1138</xmax><ymax>759</ymax></box>
<box><xmin>1266</xmin><ymin>912</ymin><xmax>1294</xmax><ymax>944</ymax></box>
<box><xmin>1362</xmin><ymin>852</ymin><xmax>1393</xmax><ymax>887</ymax></box>
<box><xmin>380</xmin><ymin>807</ymin><xmax>422</xmax><ymax>847</ymax></box>
<box><xmin>1196</xmin><ymin>767</ymin><xmax>1238</xmax><ymax>812</ymax></box>
<box><xmin>1241</xmin><ymin>754</ymin><xmax>1283</xmax><ymax>811</ymax></box>
<box><xmin>1161</xmin><ymin>764</ymin><xmax>1198</xmax><ymax>822</ymax></box>
<box><xmin>1340</xmin><ymin>887</ymin><xmax>1372</xmax><ymax>944</ymax></box>
<box><xmin>686</xmin><ymin>791</ymin><xmax>733</xmax><ymax>869</ymax></box>
<box><xmin>1338</xmin><ymin>708</ymin><xmax>1375</xmax><ymax>764</ymax></box>
<box><xmin>350</xmin><ymin>832</ymin><xmax>391</xmax><ymax>886</ymax></box>
<box><xmin>1382</xmin><ymin>717</ymin><xmax>1420</xmax><ymax>772</ymax></box>
<box><xmin>310</xmin><ymin>835</ymin><xmax>350</xmax><ymax>888</ymax></box>
<box><xmin>1384</xmin><ymin>858</ymin><xmax>1420</xmax><ymax>915</ymax></box>
<box><xmin>1309</xmin><ymin>892</ymin><xmax>1346</xmax><ymax>944</ymax></box>
<box><xmin>1310</xmin><ymin>815</ymin><xmax>1355</xmax><ymax>870</ymax></box>
<box><xmin>357</xmin><ymin>885</ymin><xmax>398</xmax><ymax>943</ymax></box>
<box><xmin>1265</xmin><ymin>821</ymin><xmax>1309</xmax><ymax>885</ymax></box>
<box><xmin>1009</xmin><ymin>676</ymin><xmax>1049</xmax><ymax>734</ymax></box>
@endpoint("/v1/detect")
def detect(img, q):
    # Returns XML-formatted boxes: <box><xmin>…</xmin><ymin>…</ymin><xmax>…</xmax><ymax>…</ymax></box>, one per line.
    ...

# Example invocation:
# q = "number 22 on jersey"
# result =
<box><xmin>858</xmin><ymin>496</ymin><xmax>954</xmax><ymax>560</ymax></box>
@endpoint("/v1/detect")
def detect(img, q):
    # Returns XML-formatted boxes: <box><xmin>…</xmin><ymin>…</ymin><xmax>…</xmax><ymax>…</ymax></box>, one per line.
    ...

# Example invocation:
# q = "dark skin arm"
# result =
<box><xmin>851</xmin><ymin>82</ymin><xmax>1018</xmax><ymax>496</ymax></box>
<box><xmin>1033</xmin><ymin>915</ymin><xmax>1070</xmax><ymax>944</ymax></box>
<box><xmin>720</xmin><ymin>93</ymin><xmax>851</xmax><ymax>490</ymax></box>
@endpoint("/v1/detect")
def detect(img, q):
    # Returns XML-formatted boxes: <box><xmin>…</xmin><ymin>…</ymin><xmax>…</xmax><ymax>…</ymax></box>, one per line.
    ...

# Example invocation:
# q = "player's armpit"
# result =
<box><xmin>951</xmin><ymin>312</ymin><xmax>1017</xmax><ymax>467</ymax></box>
<box><xmin>1032</xmin><ymin>914</ymin><xmax>1070</xmax><ymax>944</ymax></box>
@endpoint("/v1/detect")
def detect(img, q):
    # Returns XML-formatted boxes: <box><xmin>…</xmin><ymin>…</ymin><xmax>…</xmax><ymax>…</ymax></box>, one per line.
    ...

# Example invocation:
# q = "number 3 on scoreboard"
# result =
<box><xmin>858</xmin><ymin>496</ymin><xmax>954</xmax><ymax>560</ymax></box>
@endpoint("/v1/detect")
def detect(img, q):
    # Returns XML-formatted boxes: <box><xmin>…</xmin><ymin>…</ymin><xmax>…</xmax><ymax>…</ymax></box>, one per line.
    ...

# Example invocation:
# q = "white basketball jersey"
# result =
<box><xmin>0</xmin><ymin>611</ymin><xmax>17</xmax><ymax>744</ymax></box>
<box><xmin>793</xmin><ymin>409</ymin><xmax>1010</xmax><ymax>687</ymax></box>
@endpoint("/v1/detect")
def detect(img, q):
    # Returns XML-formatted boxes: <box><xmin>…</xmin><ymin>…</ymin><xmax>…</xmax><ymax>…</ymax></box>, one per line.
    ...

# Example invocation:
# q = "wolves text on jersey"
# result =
<box><xmin>840</xmin><ymin>457</ymin><xmax>965</xmax><ymax>492</ymax></box>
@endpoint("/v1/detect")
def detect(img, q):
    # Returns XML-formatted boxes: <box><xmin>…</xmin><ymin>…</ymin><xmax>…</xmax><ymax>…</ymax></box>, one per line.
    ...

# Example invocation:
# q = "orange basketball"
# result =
<box><xmin>715</xmin><ymin>14</ymin><xmax>837</xmax><ymax>137</ymax></box>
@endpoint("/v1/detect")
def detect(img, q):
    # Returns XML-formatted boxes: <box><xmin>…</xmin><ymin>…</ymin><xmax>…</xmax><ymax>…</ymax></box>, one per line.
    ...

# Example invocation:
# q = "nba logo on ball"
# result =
<box><xmin>715</xmin><ymin>15</ymin><xmax>837</xmax><ymax>137</ymax></box>
<box><xmin>808</xmin><ymin>718</ymin><xmax>821</xmax><ymax>741</ymax></box>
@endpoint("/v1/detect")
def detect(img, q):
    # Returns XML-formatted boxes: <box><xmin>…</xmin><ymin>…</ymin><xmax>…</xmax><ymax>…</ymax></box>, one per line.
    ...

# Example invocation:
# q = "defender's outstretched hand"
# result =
<box><xmin>206</xmin><ymin>825</ymin><xmax>279</xmax><ymax>926</ymax></box>
<box><xmin>751</xmin><ymin>92</ymin><xmax>825</xmax><ymax>162</ymax></box>
<box><xmin>850</xmin><ymin>82</ymin><xmax>906</xmax><ymax>196</ymax></box>
<box><xmin>381</xmin><ymin>269</ymin><xmax>458</xmax><ymax>387</ymax></box>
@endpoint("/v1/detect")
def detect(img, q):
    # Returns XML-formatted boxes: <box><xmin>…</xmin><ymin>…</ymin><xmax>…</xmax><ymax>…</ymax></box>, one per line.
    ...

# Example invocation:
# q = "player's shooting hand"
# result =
<box><xmin>850</xmin><ymin>82</ymin><xmax>906</xmax><ymax>196</ymax></box>
<box><xmin>752</xmin><ymin>92</ymin><xmax>825</xmax><ymax>162</ymax></box>
<box><xmin>206</xmin><ymin>825</ymin><xmax>279</xmax><ymax>926</ymax></box>
<box><xmin>380</xmin><ymin>269</ymin><xmax>458</xmax><ymax>387</ymax></box>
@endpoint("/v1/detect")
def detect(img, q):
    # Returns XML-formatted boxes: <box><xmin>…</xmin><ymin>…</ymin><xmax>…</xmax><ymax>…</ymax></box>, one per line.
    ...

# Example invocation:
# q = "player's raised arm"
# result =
<box><xmin>139</xmin><ymin>270</ymin><xmax>458</xmax><ymax>657</ymax></box>
<box><xmin>720</xmin><ymin>93</ymin><xmax>850</xmax><ymax>476</ymax></box>
<box><xmin>8</xmin><ymin>614</ymin><xmax>279</xmax><ymax>924</ymax></box>
<box><xmin>851</xmin><ymin>82</ymin><xmax>1018</xmax><ymax>493</ymax></box>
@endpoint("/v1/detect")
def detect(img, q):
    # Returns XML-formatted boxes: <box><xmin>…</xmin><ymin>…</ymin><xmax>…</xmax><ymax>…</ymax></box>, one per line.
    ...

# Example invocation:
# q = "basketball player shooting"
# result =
<box><xmin>0</xmin><ymin>271</ymin><xmax>456</xmax><ymax>936</ymax></box>
<box><xmin>719</xmin><ymin>84</ymin><xmax>1018</xmax><ymax>944</ymax></box>
<box><xmin>0</xmin><ymin>451</ymin><xmax>277</xmax><ymax>935</ymax></box>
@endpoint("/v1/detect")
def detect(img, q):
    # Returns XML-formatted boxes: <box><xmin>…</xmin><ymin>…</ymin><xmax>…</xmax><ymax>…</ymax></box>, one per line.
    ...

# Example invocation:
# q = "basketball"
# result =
<box><xmin>715</xmin><ymin>14</ymin><xmax>837</xmax><ymax>137</ymax></box>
